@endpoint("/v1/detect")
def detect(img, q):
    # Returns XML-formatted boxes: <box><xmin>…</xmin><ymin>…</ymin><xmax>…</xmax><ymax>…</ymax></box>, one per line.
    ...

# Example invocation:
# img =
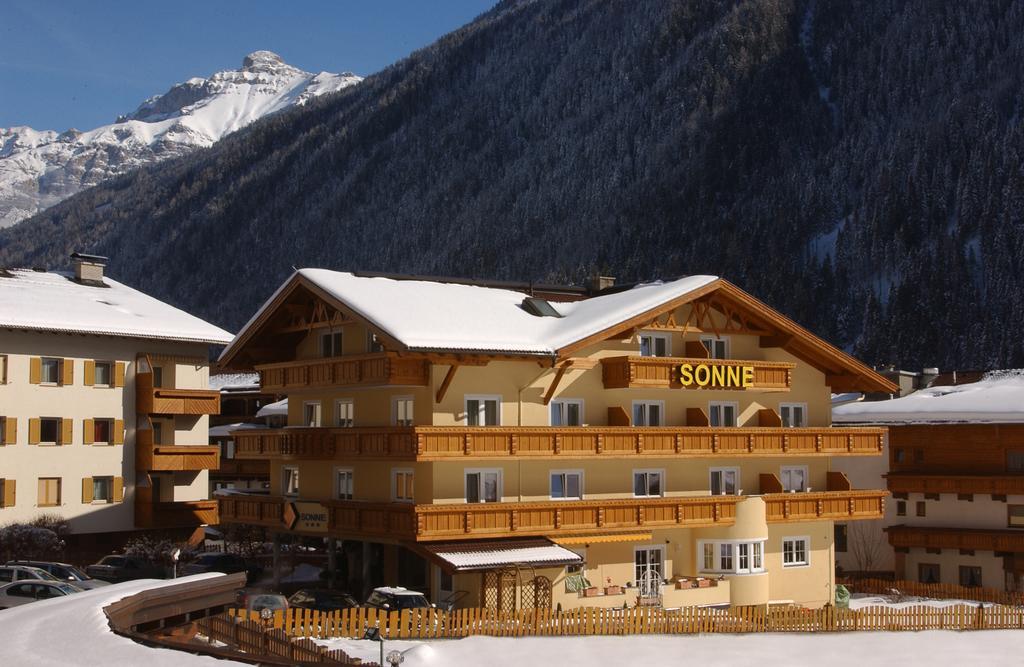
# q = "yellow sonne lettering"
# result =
<box><xmin>694</xmin><ymin>364</ymin><xmax>711</xmax><ymax>387</ymax></box>
<box><xmin>742</xmin><ymin>366</ymin><xmax>755</xmax><ymax>387</ymax></box>
<box><xmin>711</xmin><ymin>365</ymin><xmax>726</xmax><ymax>387</ymax></box>
<box><xmin>679</xmin><ymin>363</ymin><xmax>694</xmax><ymax>385</ymax></box>
<box><xmin>726</xmin><ymin>365</ymin><xmax>742</xmax><ymax>387</ymax></box>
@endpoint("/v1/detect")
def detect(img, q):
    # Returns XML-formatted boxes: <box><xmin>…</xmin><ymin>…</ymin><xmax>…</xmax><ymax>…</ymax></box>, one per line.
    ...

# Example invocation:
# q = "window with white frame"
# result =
<box><xmin>93</xmin><ymin>361</ymin><xmax>113</xmax><ymax>386</ymax></box>
<box><xmin>779</xmin><ymin>403</ymin><xmax>807</xmax><ymax>427</ymax></box>
<box><xmin>465</xmin><ymin>395</ymin><xmax>501</xmax><ymax>426</ymax></box>
<box><xmin>550</xmin><ymin>470</ymin><xmax>583</xmax><ymax>500</ymax></box>
<box><xmin>550</xmin><ymin>399</ymin><xmax>584</xmax><ymax>426</ymax></box>
<box><xmin>632</xmin><ymin>400</ymin><xmax>665</xmax><ymax>426</ymax></box>
<box><xmin>334</xmin><ymin>468</ymin><xmax>353</xmax><ymax>500</ymax></box>
<box><xmin>708</xmin><ymin>401</ymin><xmax>738</xmax><ymax>427</ymax></box>
<box><xmin>782</xmin><ymin>536</ymin><xmax>810</xmax><ymax>567</ymax></box>
<box><xmin>710</xmin><ymin>467</ymin><xmax>739</xmax><ymax>495</ymax></box>
<box><xmin>639</xmin><ymin>332</ymin><xmax>671</xmax><ymax>357</ymax></box>
<box><xmin>633</xmin><ymin>469</ymin><xmax>664</xmax><ymax>497</ymax></box>
<box><xmin>392</xmin><ymin>469</ymin><xmax>414</xmax><ymax>502</ymax></box>
<box><xmin>700</xmin><ymin>335</ymin><xmax>729</xmax><ymax>359</ymax></box>
<box><xmin>302</xmin><ymin>401</ymin><xmax>322</xmax><ymax>427</ymax></box>
<box><xmin>40</xmin><ymin>357</ymin><xmax>61</xmax><ymax>384</ymax></box>
<box><xmin>320</xmin><ymin>331</ymin><xmax>343</xmax><ymax>357</ymax></box>
<box><xmin>392</xmin><ymin>396</ymin><xmax>414</xmax><ymax>426</ymax></box>
<box><xmin>699</xmin><ymin>539</ymin><xmax>765</xmax><ymax>574</ymax></box>
<box><xmin>282</xmin><ymin>466</ymin><xmax>300</xmax><ymax>496</ymax></box>
<box><xmin>465</xmin><ymin>469</ymin><xmax>502</xmax><ymax>503</ymax></box>
<box><xmin>634</xmin><ymin>546</ymin><xmax>664</xmax><ymax>591</ymax></box>
<box><xmin>335</xmin><ymin>399</ymin><xmax>354</xmax><ymax>427</ymax></box>
<box><xmin>780</xmin><ymin>466</ymin><xmax>809</xmax><ymax>492</ymax></box>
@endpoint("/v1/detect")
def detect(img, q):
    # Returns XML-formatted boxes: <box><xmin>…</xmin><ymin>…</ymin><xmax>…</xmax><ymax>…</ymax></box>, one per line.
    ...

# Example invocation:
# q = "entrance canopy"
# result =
<box><xmin>418</xmin><ymin>538</ymin><xmax>583</xmax><ymax>573</ymax></box>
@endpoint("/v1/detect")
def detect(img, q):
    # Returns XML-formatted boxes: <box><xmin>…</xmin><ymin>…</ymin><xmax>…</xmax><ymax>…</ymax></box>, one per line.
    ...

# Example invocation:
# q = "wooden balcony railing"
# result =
<box><xmin>886</xmin><ymin>473</ymin><xmax>1024</xmax><ymax>496</ymax></box>
<box><xmin>136</xmin><ymin>430</ymin><xmax>220</xmax><ymax>472</ymax></box>
<box><xmin>231</xmin><ymin>426</ymin><xmax>886</xmax><ymax>461</ymax></box>
<box><xmin>135</xmin><ymin>499</ymin><xmax>219</xmax><ymax>529</ymax></box>
<box><xmin>136</xmin><ymin>371</ymin><xmax>220</xmax><ymax>415</ymax></box>
<box><xmin>257</xmin><ymin>354</ymin><xmax>430</xmax><ymax>392</ymax></box>
<box><xmin>763</xmin><ymin>490</ymin><xmax>886</xmax><ymax>523</ymax></box>
<box><xmin>601</xmin><ymin>356</ymin><xmax>794</xmax><ymax>391</ymax></box>
<box><xmin>214</xmin><ymin>459</ymin><xmax>270</xmax><ymax>477</ymax></box>
<box><xmin>887</xmin><ymin>525</ymin><xmax>1024</xmax><ymax>553</ymax></box>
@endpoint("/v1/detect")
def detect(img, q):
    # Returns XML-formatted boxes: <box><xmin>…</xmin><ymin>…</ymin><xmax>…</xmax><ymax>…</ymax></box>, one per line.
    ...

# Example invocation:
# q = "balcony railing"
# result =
<box><xmin>887</xmin><ymin>525</ymin><xmax>1024</xmax><ymax>553</ymax></box>
<box><xmin>762</xmin><ymin>490</ymin><xmax>886</xmax><ymax>523</ymax></box>
<box><xmin>231</xmin><ymin>426</ymin><xmax>886</xmax><ymax>461</ymax></box>
<box><xmin>601</xmin><ymin>356</ymin><xmax>794</xmax><ymax>391</ymax></box>
<box><xmin>136</xmin><ymin>430</ymin><xmax>220</xmax><ymax>472</ymax></box>
<box><xmin>886</xmin><ymin>473</ymin><xmax>1024</xmax><ymax>496</ymax></box>
<box><xmin>257</xmin><ymin>354</ymin><xmax>430</xmax><ymax>392</ymax></box>
<box><xmin>136</xmin><ymin>371</ymin><xmax>220</xmax><ymax>415</ymax></box>
<box><xmin>135</xmin><ymin>500</ymin><xmax>219</xmax><ymax>529</ymax></box>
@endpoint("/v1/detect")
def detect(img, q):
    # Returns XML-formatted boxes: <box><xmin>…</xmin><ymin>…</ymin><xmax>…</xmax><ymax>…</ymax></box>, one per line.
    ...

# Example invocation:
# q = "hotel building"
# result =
<box><xmin>217</xmin><ymin>270</ymin><xmax>894</xmax><ymax>610</ymax></box>
<box><xmin>0</xmin><ymin>254</ymin><xmax>233</xmax><ymax>554</ymax></box>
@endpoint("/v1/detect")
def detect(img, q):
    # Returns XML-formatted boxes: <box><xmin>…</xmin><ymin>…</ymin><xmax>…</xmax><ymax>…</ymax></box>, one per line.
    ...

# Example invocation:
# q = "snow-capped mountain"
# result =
<box><xmin>0</xmin><ymin>51</ymin><xmax>361</xmax><ymax>228</ymax></box>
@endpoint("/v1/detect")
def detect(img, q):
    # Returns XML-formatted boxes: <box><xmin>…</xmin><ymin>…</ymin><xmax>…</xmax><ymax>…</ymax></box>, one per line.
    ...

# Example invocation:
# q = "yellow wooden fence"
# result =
<box><xmin>838</xmin><ymin>577</ymin><xmax>1024</xmax><ymax>606</ymax></box>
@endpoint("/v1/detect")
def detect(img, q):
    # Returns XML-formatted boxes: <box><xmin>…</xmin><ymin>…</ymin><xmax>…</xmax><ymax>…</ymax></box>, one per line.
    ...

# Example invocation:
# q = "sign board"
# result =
<box><xmin>283</xmin><ymin>501</ymin><xmax>329</xmax><ymax>533</ymax></box>
<box><xmin>678</xmin><ymin>363</ymin><xmax>754</xmax><ymax>389</ymax></box>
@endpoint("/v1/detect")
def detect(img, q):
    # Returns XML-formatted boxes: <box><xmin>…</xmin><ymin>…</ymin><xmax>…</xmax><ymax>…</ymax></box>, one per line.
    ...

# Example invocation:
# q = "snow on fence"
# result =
<box><xmin>230</xmin><ymin>603</ymin><xmax>1024</xmax><ymax>641</ymax></box>
<box><xmin>838</xmin><ymin>577</ymin><xmax>1024</xmax><ymax>606</ymax></box>
<box><xmin>198</xmin><ymin>613</ymin><xmax>364</xmax><ymax>665</ymax></box>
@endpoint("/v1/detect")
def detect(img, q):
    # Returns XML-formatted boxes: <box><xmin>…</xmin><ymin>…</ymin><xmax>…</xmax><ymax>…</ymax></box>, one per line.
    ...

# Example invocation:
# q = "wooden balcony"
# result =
<box><xmin>257</xmin><ymin>353</ymin><xmax>430</xmax><ymax>392</ymax></box>
<box><xmin>763</xmin><ymin>490</ymin><xmax>886</xmax><ymax>523</ymax></box>
<box><xmin>887</xmin><ymin>525</ymin><xmax>1024</xmax><ymax>553</ymax></box>
<box><xmin>136</xmin><ymin>371</ymin><xmax>220</xmax><ymax>415</ymax></box>
<box><xmin>887</xmin><ymin>473</ymin><xmax>1024</xmax><ymax>496</ymax></box>
<box><xmin>135</xmin><ymin>499</ymin><xmax>219</xmax><ymax>529</ymax></box>
<box><xmin>601</xmin><ymin>356</ymin><xmax>794</xmax><ymax>391</ymax></box>
<box><xmin>136</xmin><ymin>430</ymin><xmax>220</xmax><ymax>472</ymax></box>
<box><xmin>213</xmin><ymin>458</ymin><xmax>270</xmax><ymax>478</ymax></box>
<box><xmin>231</xmin><ymin>425</ymin><xmax>886</xmax><ymax>461</ymax></box>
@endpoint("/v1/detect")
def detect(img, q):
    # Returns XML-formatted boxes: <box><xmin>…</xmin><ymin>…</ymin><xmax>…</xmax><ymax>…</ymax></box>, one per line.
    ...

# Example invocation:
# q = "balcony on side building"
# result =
<box><xmin>256</xmin><ymin>353</ymin><xmax>431</xmax><ymax>392</ymax></box>
<box><xmin>136</xmin><ymin>429</ymin><xmax>220</xmax><ymax>472</ymax></box>
<box><xmin>887</xmin><ymin>525</ymin><xmax>1024</xmax><ymax>553</ymax></box>
<box><xmin>601</xmin><ymin>355</ymin><xmax>795</xmax><ymax>391</ymax></box>
<box><xmin>135</xmin><ymin>499</ymin><xmax>219</xmax><ymax>529</ymax></box>
<box><xmin>136</xmin><ymin>368</ymin><xmax>220</xmax><ymax>416</ymax></box>
<box><xmin>886</xmin><ymin>473</ymin><xmax>1024</xmax><ymax>496</ymax></box>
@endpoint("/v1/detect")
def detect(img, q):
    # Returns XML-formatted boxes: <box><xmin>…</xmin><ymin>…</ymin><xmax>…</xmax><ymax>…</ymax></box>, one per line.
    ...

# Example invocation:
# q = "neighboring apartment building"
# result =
<box><xmin>833</xmin><ymin>371</ymin><xmax>1024</xmax><ymax>590</ymax></box>
<box><xmin>216</xmin><ymin>269</ymin><xmax>894</xmax><ymax>610</ymax></box>
<box><xmin>0</xmin><ymin>254</ymin><xmax>233</xmax><ymax>554</ymax></box>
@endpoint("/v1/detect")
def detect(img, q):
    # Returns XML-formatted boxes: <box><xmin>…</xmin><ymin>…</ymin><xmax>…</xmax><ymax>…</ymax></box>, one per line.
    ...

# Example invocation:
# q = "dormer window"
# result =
<box><xmin>639</xmin><ymin>332</ymin><xmax>670</xmax><ymax>357</ymax></box>
<box><xmin>522</xmin><ymin>297</ymin><xmax>563</xmax><ymax>318</ymax></box>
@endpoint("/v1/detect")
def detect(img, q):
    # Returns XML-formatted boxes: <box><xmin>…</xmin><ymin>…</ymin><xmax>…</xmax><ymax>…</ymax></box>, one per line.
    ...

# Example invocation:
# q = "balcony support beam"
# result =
<box><xmin>435</xmin><ymin>364</ymin><xmax>460</xmax><ymax>403</ymax></box>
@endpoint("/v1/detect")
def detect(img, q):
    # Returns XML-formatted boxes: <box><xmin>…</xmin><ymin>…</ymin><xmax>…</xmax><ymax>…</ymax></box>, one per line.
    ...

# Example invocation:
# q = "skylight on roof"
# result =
<box><xmin>521</xmin><ymin>297</ymin><xmax>562</xmax><ymax>318</ymax></box>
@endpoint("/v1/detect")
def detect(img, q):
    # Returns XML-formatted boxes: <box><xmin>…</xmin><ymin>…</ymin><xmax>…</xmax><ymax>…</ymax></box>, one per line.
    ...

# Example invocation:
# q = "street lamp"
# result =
<box><xmin>386</xmin><ymin>649</ymin><xmax>405</xmax><ymax>666</ymax></box>
<box><xmin>171</xmin><ymin>548</ymin><xmax>181</xmax><ymax>579</ymax></box>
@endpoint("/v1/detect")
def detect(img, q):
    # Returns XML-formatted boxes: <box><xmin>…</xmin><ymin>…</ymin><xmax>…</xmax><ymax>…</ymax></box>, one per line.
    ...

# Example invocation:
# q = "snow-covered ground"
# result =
<box><xmin>849</xmin><ymin>594</ymin><xmax>992</xmax><ymax>610</ymax></box>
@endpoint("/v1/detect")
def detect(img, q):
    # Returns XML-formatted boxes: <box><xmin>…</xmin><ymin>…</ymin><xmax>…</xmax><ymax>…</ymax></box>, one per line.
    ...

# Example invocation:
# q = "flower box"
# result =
<box><xmin>583</xmin><ymin>586</ymin><xmax>602</xmax><ymax>597</ymax></box>
<box><xmin>604</xmin><ymin>585</ymin><xmax>623</xmax><ymax>596</ymax></box>
<box><xmin>675</xmin><ymin>579</ymin><xmax>696</xmax><ymax>590</ymax></box>
<box><xmin>696</xmin><ymin>578</ymin><xmax>712</xmax><ymax>588</ymax></box>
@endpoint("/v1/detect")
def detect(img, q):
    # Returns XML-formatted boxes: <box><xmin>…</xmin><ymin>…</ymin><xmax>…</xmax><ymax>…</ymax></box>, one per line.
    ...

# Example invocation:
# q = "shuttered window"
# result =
<box><xmin>37</xmin><ymin>478</ymin><xmax>61</xmax><ymax>507</ymax></box>
<box><xmin>0</xmin><ymin>479</ymin><xmax>14</xmax><ymax>508</ymax></box>
<box><xmin>0</xmin><ymin>417</ymin><xmax>14</xmax><ymax>445</ymax></box>
<box><xmin>392</xmin><ymin>469</ymin><xmax>414</xmax><ymax>502</ymax></box>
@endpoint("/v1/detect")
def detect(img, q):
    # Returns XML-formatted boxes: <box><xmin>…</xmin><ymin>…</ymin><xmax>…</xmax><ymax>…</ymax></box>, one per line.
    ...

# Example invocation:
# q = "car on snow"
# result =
<box><xmin>363</xmin><ymin>586</ymin><xmax>434</xmax><ymax>611</ymax></box>
<box><xmin>5</xmin><ymin>560</ymin><xmax>109</xmax><ymax>590</ymax></box>
<box><xmin>85</xmin><ymin>555</ymin><xmax>164</xmax><ymax>583</ymax></box>
<box><xmin>0</xmin><ymin>581</ymin><xmax>84</xmax><ymax>609</ymax></box>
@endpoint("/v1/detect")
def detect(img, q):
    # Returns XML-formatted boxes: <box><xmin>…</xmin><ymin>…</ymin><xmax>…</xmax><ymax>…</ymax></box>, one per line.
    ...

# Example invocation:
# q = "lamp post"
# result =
<box><xmin>171</xmin><ymin>548</ymin><xmax>181</xmax><ymax>579</ymax></box>
<box><xmin>386</xmin><ymin>649</ymin><xmax>405</xmax><ymax>666</ymax></box>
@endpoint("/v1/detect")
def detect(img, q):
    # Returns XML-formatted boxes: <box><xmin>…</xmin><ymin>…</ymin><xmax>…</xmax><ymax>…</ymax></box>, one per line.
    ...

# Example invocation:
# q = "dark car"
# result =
<box><xmin>85</xmin><ymin>555</ymin><xmax>164</xmax><ymax>583</ymax></box>
<box><xmin>288</xmin><ymin>589</ymin><xmax>359</xmax><ymax>613</ymax></box>
<box><xmin>181</xmin><ymin>553</ymin><xmax>261</xmax><ymax>581</ymax></box>
<box><xmin>364</xmin><ymin>587</ymin><xmax>433</xmax><ymax>611</ymax></box>
<box><xmin>5</xmin><ymin>560</ymin><xmax>109</xmax><ymax>590</ymax></box>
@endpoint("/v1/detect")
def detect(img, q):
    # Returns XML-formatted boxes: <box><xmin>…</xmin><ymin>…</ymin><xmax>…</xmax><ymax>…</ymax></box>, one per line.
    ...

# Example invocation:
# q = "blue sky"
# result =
<box><xmin>0</xmin><ymin>0</ymin><xmax>497</xmax><ymax>131</ymax></box>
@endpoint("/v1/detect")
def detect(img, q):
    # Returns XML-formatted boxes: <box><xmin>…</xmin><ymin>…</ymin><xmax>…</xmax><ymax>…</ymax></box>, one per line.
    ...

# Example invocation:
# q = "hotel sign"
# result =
<box><xmin>678</xmin><ymin>363</ymin><xmax>755</xmax><ymax>389</ymax></box>
<box><xmin>283</xmin><ymin>501</ymin><xmax>329</xmax><ymax>533</ymax></box>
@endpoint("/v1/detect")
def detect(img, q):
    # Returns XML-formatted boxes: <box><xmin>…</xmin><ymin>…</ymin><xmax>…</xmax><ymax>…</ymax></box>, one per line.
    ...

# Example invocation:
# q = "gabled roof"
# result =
<box><xmin>0</xmin><ymin>269</ymin><xmax>233</xmax><ymax>345</ymax></box>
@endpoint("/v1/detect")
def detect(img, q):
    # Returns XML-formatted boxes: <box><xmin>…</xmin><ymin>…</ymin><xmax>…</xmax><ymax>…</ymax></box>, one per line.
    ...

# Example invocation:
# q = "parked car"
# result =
<box><xmin>0</xmin><ymin>581</ymin><xmax>83</xmax><ymax>609</ymax></box>
<box><xmin>236</xmin><ymin>589</ymin><xmax>289</xmax><ymax>616</ymax></box>
<box><xmin>288</xmin><ymin>589</ymin><xmax>359</xmax><ymax>613</ymax></box>
<box><xmin>364</xmin><ymin>587</ymin><xmax>433</xmax><ymax>611</ymax></box>
<box><xmin>85</xmin><ymin>555</ymin><xmax>164</xmax><ymax>583</ymax></box>
<box><xmin>0</xmin><ymin>565</ymin><xmax>62</xmax><ymax>584</ymax></box>
<box><xmin>5</xmin><ymin>560</ymin><xmax>110</xmax><ymax>590</ymax></box>
<box><xmin>181</xmin><ymin>553</ymin><xmax>261</xmax><ymax>581</ymax></box>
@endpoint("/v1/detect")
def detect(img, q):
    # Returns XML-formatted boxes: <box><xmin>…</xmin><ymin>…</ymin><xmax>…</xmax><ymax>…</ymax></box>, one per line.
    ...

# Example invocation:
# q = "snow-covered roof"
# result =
<box><xmin>0</xmin><ymin>269</ymin><xmax>233</xmax><ymax>345</ymax></box>
<box><xmin>424</xmin><ymin>539</ymin><xmax>583</xmax><ymax>572</ymax></box>
<box><xmin>831</xmin><ymin>392</ymin><xmax>864</xmax><ymax>407</ymax></box>
<box><xmin>208</xmin><ymin>422</ymin><xmax>269</xmax><ymax>438</ymax></box>
<box><xmin>209</xmin><ymin>372</ymin><xmax>260</xmax><ymax>391</ymax></box>
<box><xmin>833</xmin><ymin>370</ymin><xmax>1024</xmax><ymax>424</ymax></box>
<box><xmin>256</xmin><ymin>398</ymin><xmax>288</xmax><ymax>418</ymax></box>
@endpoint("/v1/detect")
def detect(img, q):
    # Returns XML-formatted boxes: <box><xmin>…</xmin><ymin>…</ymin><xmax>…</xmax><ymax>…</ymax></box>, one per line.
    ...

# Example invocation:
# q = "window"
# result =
<box><xmin>633</xmin><ymin>470</ymin><xmax>664</xmax><ymax>497</ymax></box>
<box><xmin>1008</xmin><ymin>451</ymin><xmax>1024</xmax><ymax>473</ymax></box>
<box><xmin>465</xmin><ymin>395</ymin><xmax>501</xmax><ymax>426</ymax></box>
<box><xmin>632</xmin><ymin>401</ymin><xmax>664</xmax><ymax>426</ymax></box>
<box><xmin>392</xmin><ymin>469</ymin><xmax>414</xmax><ymax>502</ymax></box>
<box><xmin>152</xmin><ymin>421</ymin><xmax>164</xmax><ymax>445</ymax></box>
<box><xmin>639</xmin><ymin>332</ymin><xmax>670</xmax><ymax>357</ymax></box>
<box><xmin>779</xmin><ymin>403</ymin><xmax>807</xmax><ymax>428</ymax></box>
<box><xmin>40</xmin><ymin>358</ymin><xmax>61</xmax><ymax>384</ymax></box>
<box><xmin>959</xmin><ymin>566</ymin><xmax>982</xmax><ymax>588</ymax></box>
<box><xmin>222</xmin><ymin>440</ymin><xmax>236</xmax><ymax>460</ymax></box>
<box><xmin>335</xmin><ymin>399</ymin><xmax>354</xmax><ymax>428</ymax></box>
<box><xmin>710</xmin><ymin>467</ymin><xmax>739</xmax><ymax>495</ymax></box>
<box><xmin>320</xmin><ymin>331</ymin><xmax>343</xmax><ymax>357</ymax></box>
<box><xmin>367</xmin><ymin>332</ymin><xmax>385</xmax><ymax>353</ymax></box>
<box><xmin>1008</xmin><ymin>505</ymin><xmax>1024</xmax><ymax>528</ymax></box>
<box><xmin>0</xmin><ymin>417</ymin><xmax>10</xmax><ymax>445</ymax></box>
<box><xmin>780</xmin><ymin>466</ymin><xmax>808</xmax><ymax>492</ymax></box>
<box><xmin>94</xmin><ymin>361</ymin><xmax>113</xmax><ymax>386</ymax></box>
<box><xmin>916</xmin><ymin>501</ymin><xmax>927</xmax><ymax>517</ymax></box>
<box><xmin>634</xmin><ymin>546</ymin><xmax>664</xmax><ymax>592</ymax></box>
<box><xmin>334</xmin><ymin>468</ymin><xmax>353</xmax><ymax>500</ymax></box>
<box><xmin>918</xmin><ymin>563</ymin><xmax>940</xmax><ymax>584</ymax></box>
<box><xmin>92</xmin><ymin>477</ymin><xmax>113</xmax><ymax>503</ymax></box>
<box><xmin>699</xmin><ymin>540</ymin><xmax>766</xmax><ymax>574</ymax></box>
<box><xmin>152</xmin><ymin>366</ymin><xmax>164</xmax><ymax>388</ymax></box>
<box><xmin>700</xmin><ymin>335</ymin><xmax>729</xmax><ymax>359</ymax></box>
<box><xmin>896</xmin><ymin>500</ymin><xmax>907</xmax><ymax>516</ymax></box>
<box><xmin>550</xmin><ymin>399</ymin><xmax>584</xmax><ymax>426</ymax></box>
<box><xmin>465</xmin><ymin>469</ymin><xmax>502</xmax><ymax>503</ymax></box>
<box><xmin>550</xmin><ymin>471</ymin><xmax>583</xmax><ymax>500</ymax></box>
<box><xmin>782</xmin><ymin>537</ymin><xmax>809</xmax><ymax>567</ymax></box>
<box><xmin>0</xmin><ymin>355</ymin><xmax>6</xmax><ymax>384</ymax></box>
<box><xmin>708</xmin><ymin>402</ymin><xmax>738</xmax><ymax>427</ymax></box>
<box><xmin>37</xmin><ymin>478</ymin><xmax>61</xmax><ymax>507</ymax></box>
<box><xmin>392</xmin><ymin>396</ymin><xmax>414</xmax><ymax>426</ymax></box>
<box><xmin>893</xmin><ymin>448</ymin><xmax>905</xmax><ymax>464</ymax></box>
<box><xmin>835</xmin><ymin>524</ymin><xmax>849</xmax><ymax>553</ymax></box>
<box><xmin>93</xmin><ymin>419</ymin><xmax>112</xmax><ymax>444</ymax></box>
<box><xmin>39</xmin><ymin>418</ymin><xmax>60</xmax><ymax>445</ymax></box>
<box><xmin>302</xmin><ymin>401</ymin><xmax>322</xmax><ymax>427</ymax></box>
<box><xmin>282</xmin><ymin>467</ymin><xmax>300</xmax><ymax>496</ymax></box>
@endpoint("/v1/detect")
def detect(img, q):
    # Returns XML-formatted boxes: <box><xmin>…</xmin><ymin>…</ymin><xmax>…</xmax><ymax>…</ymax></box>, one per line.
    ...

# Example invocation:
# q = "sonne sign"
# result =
<box><xmin>678</xmin><ymin>363</ymin><xmax>754</xmax><ymax>388</ymax></box>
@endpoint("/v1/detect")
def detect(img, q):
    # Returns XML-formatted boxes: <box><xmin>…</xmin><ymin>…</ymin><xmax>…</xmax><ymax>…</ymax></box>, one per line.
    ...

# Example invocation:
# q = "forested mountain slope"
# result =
<box><xmin>1</xmin><ymin>0</ymin><xmax>1022</xmax><ymax>370</ymax></box>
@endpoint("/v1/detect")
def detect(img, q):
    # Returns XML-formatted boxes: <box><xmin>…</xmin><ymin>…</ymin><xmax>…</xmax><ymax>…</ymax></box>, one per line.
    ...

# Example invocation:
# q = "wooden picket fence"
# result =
<box><xmin>231</xmin><ymin>603</ymin><xmax>1024</xmax><ymax>641</ymax></box>
<box><xmin>198</xmin><ymin>613</ymin><xmax>364</xmax><ymax>664</ymax></box>
<box><xmin>839</xmin><ymin>577</ymin><xmax>1024</xmax><ymax>606</ymax></box>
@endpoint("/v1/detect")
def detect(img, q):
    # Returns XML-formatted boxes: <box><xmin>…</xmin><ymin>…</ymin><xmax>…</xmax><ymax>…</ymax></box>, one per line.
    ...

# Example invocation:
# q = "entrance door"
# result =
<box><xmin>635</xmin><ymin>546</ymin><xmax>664</xmax><ymax>598</ymax></box>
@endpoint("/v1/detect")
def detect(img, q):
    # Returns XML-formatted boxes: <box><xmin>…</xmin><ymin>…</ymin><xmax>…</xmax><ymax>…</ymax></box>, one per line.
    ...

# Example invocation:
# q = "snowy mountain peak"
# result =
<box><xmin>0</xmin><ymin>53</ymin><xmax>362</xmax><ymax>228</ymax></box>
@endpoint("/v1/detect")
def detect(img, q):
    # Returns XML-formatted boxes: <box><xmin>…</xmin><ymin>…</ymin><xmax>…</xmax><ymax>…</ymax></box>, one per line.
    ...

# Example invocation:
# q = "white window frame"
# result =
<box><xmin>464</xmin><ymin>468</ymin><xmax>503</xmax><ymax>503</ymax></box>
<box><xmin>333</xmin><ymin>467</ymin><xmax>354</xmax><ymax>500</ymax></box>
<box><xmin>708</xmin><ymin>401</ymin><xmax>739</xmax><ymax>427</ymax></box>
<box><xmin>782</xmin><ymin>536</ymin><xmax>811</xmax><ymax>568</ymax></box>
<box><xmin>335</xmin><ymin>399</ymin><xmax>354</xmax><ymax>428</ymax></box>
<box><xmin>779</xmin><ymin>402</ymin><xmax>808</xmax><ymax>428</ymax></box>
<box><xmin>631</xmin><ymin>400</ymin><xmax>665</xmax><ymax>427</ymax></box>
<box><xmin>699</xmin><ymin>335</ymin><xmax>730</xmax><ymax>359</ymax></box>
<box><xmin>709</xmin><ymin>466</ymin><xmax>740</xmax><ymax>495</ymax></box>
<box><xmin>634</xmin><ymin>545</ymin><xmax>665</xmax><ymax>589</ymax></box>
<box><xmin>282</xmin><ymin>466</ymin><xmax>300</xmax><ymax>497</ymax></box>
<box><xmin>93</xmin><ymin>360</ymin><xmax>113</xmax><ymax>387</ymax></box>
<box><xmin>780</xmin><ymin>465</ymin><xmax>809</xmax><ymax>493</ymax></box>
<box><xmin>464</xmin><ymin>394</ymin><xmax>502</xmax><ymax>426</ymax></box>
<box><xmin>633</xmin><ymin>469</ymin><xmax>665</xmax><ymax>498</ymax></box>
<box><xmin>698</xmin><ymin>539</ymin><xmax>766</xmax><ymax>574</ymax></box>
<box><xmin>320</xmin><ymin>331</ymin><xmax>343</xmax><ymax>357</ymax></box>
<box><xmin>638</xmin><ymin>332</ymin><xmax>671</xmax><ymax>357</ymax></box>
<box><xmin>550</xmin><ymin>398</ymin><xmax>585</xmax><ymax>427</ymax></box>
<box><xmin>40</xmin><ymin>357</ymin><xmax>61</xmax><ymax>385</ymax></box>
<box><xmin>549</xmin><ymin>469</ymin><xmax>584</xmax><ymax>500</ymax></box>
<box><xmin>391</xmin><ymin>396</ymin><xmax>415</xmax><ymax>427</ymax></box>
<box><xmin>302</xmin><ymin>401</ymin><xmax>322</xmax><ymax>427</ymax></box>
<box><xmin>391</xmin><ymin>468</ymin><xmax>415</xmax><ymax>502</ymax></box>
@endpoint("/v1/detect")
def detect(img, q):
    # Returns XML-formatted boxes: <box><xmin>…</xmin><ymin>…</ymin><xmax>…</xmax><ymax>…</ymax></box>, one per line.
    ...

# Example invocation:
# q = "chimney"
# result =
<box><xmin>71</xmin><ymin>252</ymin><xmax>108</xmax><ymax>285</ymax></box>
<box><xmin>588</xmin><ymin>275</ymin><xmax>616</xmax><ymax>293</ymax></box>
<box><xmin>920</xmin><ymin>367</ymin><xmax>939</xmax><ymax>389</ymax></box>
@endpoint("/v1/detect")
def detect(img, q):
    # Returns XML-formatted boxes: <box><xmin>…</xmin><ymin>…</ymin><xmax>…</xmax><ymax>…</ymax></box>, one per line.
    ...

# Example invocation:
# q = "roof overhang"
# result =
<box><xmin>412</xmin><ymin>538</ymin><xmax>583</xmax><ymax>574</ymax></box>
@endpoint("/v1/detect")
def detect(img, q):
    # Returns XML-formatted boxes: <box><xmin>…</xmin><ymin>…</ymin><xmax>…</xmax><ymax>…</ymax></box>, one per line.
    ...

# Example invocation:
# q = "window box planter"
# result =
<box><xmin>604</xmin><ymin>585</ymin><xmax>623</xmax><ymax>596</ymax></box>
<box><xmin>583</xmin><ymin>586</ymin><xmax>602</xmax><ymax>597</ymax></box>
<box><xmin>675</xmin><ymin>579</ymin><xmax>697</xmax><ymax>590</ymax></box>
<box><xmin>696</xmin><ymin>578</ymin><xmax>712</xmax><ymax>588</ymax></box>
